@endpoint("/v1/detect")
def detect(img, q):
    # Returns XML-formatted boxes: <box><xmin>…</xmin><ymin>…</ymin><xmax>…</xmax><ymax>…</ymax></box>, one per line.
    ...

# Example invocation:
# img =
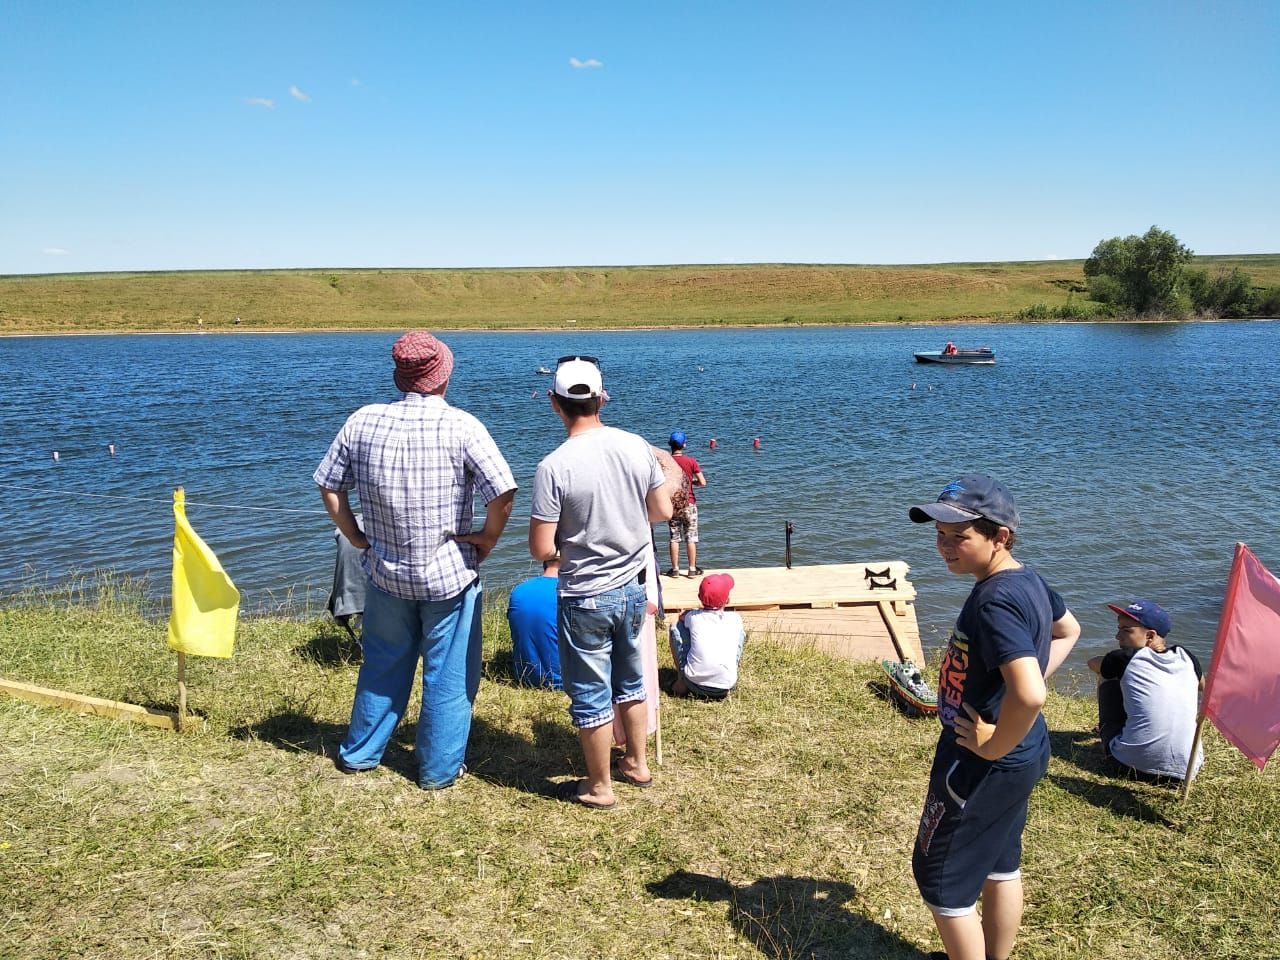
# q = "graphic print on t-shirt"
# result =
<box><xmin>937</xmin><ymin>629</ymin><xmax>970</xmax><ymax>727</ymax></box>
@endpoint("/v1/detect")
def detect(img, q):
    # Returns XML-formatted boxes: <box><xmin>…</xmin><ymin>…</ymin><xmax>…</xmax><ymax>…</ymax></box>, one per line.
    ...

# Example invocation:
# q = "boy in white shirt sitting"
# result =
<box><xmin>1088</xmin><ymin>598</ymin><xmax>1204</xmax><ymax>782</ymax></box>
<box><xmin>668</xmin><ymin>574</ymin><xmax>745</xmax><ymax>700</ymax></box>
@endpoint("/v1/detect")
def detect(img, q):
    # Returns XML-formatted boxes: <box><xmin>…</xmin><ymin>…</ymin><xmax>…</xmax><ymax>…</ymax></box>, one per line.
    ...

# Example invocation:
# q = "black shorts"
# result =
<box><xmin>912</xmin><ymin>742</ymin><xmax>1048</xmax><ymax>915</ymax></box>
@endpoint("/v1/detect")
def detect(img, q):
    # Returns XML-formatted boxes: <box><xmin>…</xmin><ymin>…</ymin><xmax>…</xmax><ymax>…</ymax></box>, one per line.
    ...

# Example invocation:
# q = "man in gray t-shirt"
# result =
<box><xmin>529</xmin><ymin>356</ymin><xmax>672</xmax><ymax>810</ymax></box>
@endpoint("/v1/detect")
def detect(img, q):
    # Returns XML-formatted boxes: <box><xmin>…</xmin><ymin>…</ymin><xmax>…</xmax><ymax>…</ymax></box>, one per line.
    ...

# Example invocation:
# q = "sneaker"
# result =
<box><xmin>664</xmin><ymin>568</ymin><xmax>682</xmax><ymax>578</ymax></box>
<box><xmin>686</xmin><ymin>567</ymin><xmax>705</xmax><ymax>577</ymax></box>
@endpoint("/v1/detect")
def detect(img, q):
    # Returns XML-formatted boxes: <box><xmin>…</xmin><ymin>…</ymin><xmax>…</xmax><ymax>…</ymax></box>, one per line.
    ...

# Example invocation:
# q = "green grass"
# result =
<box><xmin>1</xmin><ymin>580</ymin><xmax>1276</xmax><ymax>959</ymax></box>
<box><xmin>4</xmin><ymin>256</ymin><xmax>1279</xmax><ymax>333</ymax></box>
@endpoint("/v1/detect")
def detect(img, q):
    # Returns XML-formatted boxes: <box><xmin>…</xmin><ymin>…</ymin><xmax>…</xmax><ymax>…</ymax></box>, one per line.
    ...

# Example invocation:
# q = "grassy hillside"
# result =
<box><xmin>4</xmin><ymin>255</ymin><xmax>1279</xmax><ymax>333</ymax></box>
<box><xmin>1</xmin><ymin>581</ymin><xmax>1276</xmax><ymax>959</ymax></box>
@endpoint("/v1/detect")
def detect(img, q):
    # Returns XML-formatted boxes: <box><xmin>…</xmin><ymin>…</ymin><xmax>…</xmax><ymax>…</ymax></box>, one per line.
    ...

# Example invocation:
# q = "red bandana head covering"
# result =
<box><xmin>392</xmin><ymin>331</ymin><xmax>454</xmax><ymax>394</ymax></box>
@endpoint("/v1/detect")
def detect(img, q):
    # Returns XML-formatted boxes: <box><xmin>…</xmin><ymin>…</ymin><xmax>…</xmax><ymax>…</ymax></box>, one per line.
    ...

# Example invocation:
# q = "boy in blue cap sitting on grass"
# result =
<box><xmin>1087</xmin><ymin>598</ymin><xmax>1204</xmax><ymax>782</ymax></box>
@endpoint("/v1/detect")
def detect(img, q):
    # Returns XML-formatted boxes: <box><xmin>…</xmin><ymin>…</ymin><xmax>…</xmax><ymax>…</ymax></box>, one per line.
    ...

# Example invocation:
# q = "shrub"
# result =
<box><xmin>1083</xmin><ymin>226</ymin><xmax>1194</xmax><ymax>314</ymax></box>
<box><xmin>1187</xmin><ymin>268</ymin><xmax>1254</xmax><ymax>318</ymax></box>
<box><xmin>1251</xmin><ymin>285</ymin><xmax>1280</xmax><ymax>316</ymax></box>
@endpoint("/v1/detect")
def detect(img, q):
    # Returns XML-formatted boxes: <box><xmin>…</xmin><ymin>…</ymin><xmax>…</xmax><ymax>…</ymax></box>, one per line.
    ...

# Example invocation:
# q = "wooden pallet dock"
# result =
<box><xmin>659</xmin><ymin>561</ymin><xmax>923</xmax><ymax>665</ymax></box>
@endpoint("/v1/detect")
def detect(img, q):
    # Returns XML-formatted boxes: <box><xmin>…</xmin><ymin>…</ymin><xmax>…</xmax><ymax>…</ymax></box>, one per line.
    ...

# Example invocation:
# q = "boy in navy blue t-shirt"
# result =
<box><xmin>908</xmin><ymin>475</ymin><xmax>1080</xmax><ymax>960</ymax></box>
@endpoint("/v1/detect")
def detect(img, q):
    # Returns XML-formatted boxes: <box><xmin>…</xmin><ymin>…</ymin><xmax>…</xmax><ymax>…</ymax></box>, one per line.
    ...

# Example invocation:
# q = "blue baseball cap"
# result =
<box><xmin>1107</xmin><ymin>599</ymin><xmax>1172</xmax><ymax>637</ymax></box>
<box><xmin>669</xmin><ymin>430</ymin><xmax>687</xmax><ymax>447</ymax></box>
<box><xmin>909</xmin><ymin>473</ymin><xmax>1020</xmax><ymax>530</ymax></box>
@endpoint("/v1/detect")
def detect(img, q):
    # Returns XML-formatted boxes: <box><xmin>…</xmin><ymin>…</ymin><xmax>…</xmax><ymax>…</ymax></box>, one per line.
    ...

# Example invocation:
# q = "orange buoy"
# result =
<box><xmin>752</xmin><ymin>437</ymin><xmax>761</xmax><ymax>449</ymax></box>
<box><xmin>709</xmin><ymin>438</ymin><xmax>717</xmax><ymax>449</ymax></box>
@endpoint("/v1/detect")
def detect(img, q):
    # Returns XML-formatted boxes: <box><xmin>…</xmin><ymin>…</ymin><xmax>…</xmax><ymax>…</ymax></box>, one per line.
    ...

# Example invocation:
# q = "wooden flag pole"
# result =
<box><xmin>647</xmin><ymin>533</ymin><xmax>665</xmax><ymax>767</ymax></box>
<box><xmin>176</xmin><ymin>651</ymin><xmax>188</xmax><ymax>732</ymax></box>
<box><xmin>1180</xmin><ymin>712</ymin><xmax>1208</xmax><ymax>801</ymax></box>
<box><xmin>173</xmin><ymin>486</ymin><xmax>187</xmax><ymax>732</ymax></box>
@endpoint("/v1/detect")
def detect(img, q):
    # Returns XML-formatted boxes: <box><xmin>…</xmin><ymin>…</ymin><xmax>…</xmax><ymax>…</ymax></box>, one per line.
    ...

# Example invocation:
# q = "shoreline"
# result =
<box><xmin>1</xmin><ymin>316</ymin><xmax>1264</xmax><ymax>338</ymax></box>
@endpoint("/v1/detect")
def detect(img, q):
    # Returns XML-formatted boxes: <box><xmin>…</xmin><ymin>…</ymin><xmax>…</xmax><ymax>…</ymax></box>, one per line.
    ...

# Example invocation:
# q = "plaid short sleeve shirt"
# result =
<box><xmin>314</xmin><ymin>393</ymin><xmax>516</xmax><ymax>601</ymax></box>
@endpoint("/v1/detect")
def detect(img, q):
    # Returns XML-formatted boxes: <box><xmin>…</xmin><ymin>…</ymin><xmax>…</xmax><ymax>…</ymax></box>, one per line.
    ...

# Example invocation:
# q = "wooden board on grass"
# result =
<box><xmin>0</xmin><ymin>677</ymin><xmax>181</xmax><ymax>730</ymax></box>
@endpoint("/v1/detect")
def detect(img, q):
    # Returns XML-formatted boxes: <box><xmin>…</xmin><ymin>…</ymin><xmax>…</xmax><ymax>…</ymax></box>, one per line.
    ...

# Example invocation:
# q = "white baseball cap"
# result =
<box><xmin>552</xmin><ymin>356</ymin><xmax>603</xmax><ymax>399</ymax></box>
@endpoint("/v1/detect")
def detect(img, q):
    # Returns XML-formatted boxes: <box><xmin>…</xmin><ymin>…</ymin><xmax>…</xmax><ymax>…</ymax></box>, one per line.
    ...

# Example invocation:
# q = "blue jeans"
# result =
<box><xmin>339</xmin><ymin>579</ymin><xmax>482</xmax><ymax>789</ymax></box>
<box><xmin>557</xmin><ymin>577</ymin><xmax>648</xmax><ymax>729</ymax></box>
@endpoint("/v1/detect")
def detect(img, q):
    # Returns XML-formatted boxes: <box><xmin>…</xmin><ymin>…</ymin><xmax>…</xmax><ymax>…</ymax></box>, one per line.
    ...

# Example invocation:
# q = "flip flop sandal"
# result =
<box><xmin>612</xmin><ymin>762</ymin><xmax>654</xmax><ymax>789</ymax></box>
<box><xmin>555</xmin><ymin>779</ymin><xmax>618</xmax><ymax>811</ymax></box>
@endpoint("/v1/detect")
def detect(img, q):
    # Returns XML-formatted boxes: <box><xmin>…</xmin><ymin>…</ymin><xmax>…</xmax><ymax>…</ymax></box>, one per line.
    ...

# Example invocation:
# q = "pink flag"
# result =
<box><xmin>1201</xmin><ymin>543</ymin><xmax>1280</xmax><ymax>770</ymax></box>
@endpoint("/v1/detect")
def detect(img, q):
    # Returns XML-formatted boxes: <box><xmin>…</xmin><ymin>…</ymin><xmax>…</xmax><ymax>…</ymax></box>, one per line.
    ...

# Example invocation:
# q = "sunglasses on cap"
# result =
<box><xmin>556</xmin><ymin>355</ymin><xmax>601</xmax><ymax>367</ymax></box>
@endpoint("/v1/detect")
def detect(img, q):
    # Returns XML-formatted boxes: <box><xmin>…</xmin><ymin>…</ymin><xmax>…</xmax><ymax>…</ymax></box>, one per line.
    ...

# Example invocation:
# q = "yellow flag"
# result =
<box><xmin>167</xmin><ymin>488</ymin><xmax>239</xmax><ymax>658</ymax></box>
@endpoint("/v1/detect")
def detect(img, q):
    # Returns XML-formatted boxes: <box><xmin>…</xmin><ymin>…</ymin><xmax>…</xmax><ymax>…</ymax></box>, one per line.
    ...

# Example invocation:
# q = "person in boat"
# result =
<box><xmin>907</xmin><ymin>474</ymin><xmax>1080</xmax><ymax>960</ymax></box>
<box><xmin>943</xmin><ymin>341</ymin><xmax>958</xmax><ymax>355</ymax></box>
<box><xmin>1087</xmin><ymin>599</ymin><xmax>1203</xmax><ymax>782</ymax></box>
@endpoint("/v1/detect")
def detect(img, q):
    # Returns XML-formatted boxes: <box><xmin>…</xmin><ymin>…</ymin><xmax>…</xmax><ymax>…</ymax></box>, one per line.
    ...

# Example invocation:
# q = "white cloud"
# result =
<box><xmin>289</xmin><ymin>84</ymin><xmax>310</xmax><ymax>102</ymax></box>
<box><xmin>42</xmin><ymin>247</ymin><xmax>69</xmax><ymax>256</ymax></box>
<box><xmin>244</xmin><ymin>96</ymin><xmax>275</xmax><ymax>108</ymax></box>
<box><xmin>569</xmin><ymin>57</ymin><xmax>603</xmax><ymax>69</ymax></box>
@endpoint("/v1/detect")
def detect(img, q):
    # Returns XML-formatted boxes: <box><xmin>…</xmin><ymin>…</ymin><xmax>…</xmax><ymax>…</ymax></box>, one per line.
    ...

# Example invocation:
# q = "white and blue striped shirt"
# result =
<box><xmin>314</xmin><ymin>393</ymin><xmax>516</xmax><ymax>601</ymax></box>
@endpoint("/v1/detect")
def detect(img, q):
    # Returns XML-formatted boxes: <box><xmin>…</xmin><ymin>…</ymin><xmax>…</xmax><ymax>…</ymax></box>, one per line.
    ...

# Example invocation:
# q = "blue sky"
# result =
<box><xmin>3</xmin><ymin>1</ymin><xmax>1277</xmax><ymax>274</ymax></box>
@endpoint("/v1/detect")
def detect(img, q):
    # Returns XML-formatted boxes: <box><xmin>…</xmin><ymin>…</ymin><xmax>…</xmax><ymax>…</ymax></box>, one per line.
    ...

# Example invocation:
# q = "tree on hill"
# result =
<box><xmin>1083</xmin><ymin>226</ymin><xmax>1193</xmax><ymax>314</ymax></box>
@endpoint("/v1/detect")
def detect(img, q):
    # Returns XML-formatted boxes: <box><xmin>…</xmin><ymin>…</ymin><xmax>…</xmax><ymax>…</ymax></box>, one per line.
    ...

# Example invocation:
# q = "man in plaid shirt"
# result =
<box><xmin>315</xmin><ymin>331</ymin><xmax>516</xmax><ymax>790</ymax></box>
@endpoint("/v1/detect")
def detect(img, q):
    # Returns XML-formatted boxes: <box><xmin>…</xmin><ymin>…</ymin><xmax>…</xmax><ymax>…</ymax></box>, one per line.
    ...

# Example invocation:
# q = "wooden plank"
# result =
<box><xmin>661</xmin><ymin>561</ymin><xmax>915</xmax><ymax>613</ymax></box>
<box><xmin>876</xmin><ymin>600</ymin><xmax>908</xmax><ymax>662</ymax></box>
<box><xmin>738</xmin><ymin>604</ymin><xmax>925</xmax><ymax>665</ymax></box>
<box><xmin>0</xmin><ymin>677</ymin><xmax>181</xmax><ymax>730</ymax></box>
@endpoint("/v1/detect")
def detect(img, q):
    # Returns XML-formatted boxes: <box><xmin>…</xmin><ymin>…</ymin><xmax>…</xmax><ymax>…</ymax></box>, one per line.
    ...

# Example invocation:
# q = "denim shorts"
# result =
<box><xmin>912</xmin><ymin>740</ymin><xmax>1048</xmax><ymax>916</ymax></box>
<box><xmin>557</xmin><ymin>577</ymin><xmax>648</xmax><ymax>728</ymax></box>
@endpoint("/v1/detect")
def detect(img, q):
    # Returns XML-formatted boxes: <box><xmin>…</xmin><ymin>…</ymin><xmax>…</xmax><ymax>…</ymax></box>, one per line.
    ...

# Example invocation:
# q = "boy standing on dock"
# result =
<box><xmin>907</xmin><ymin>474</ymin><xmax>1079</xmax><ymax>960</ymax></box>
<box><xmin>529</xmin><ymin>356</ymin><xmax>673</xmax><ymax>809</ymax></box>
<box><xmin>665</xmin><ymin>430</ymin><xmax>707</xmax><ymax>577</ymax></box>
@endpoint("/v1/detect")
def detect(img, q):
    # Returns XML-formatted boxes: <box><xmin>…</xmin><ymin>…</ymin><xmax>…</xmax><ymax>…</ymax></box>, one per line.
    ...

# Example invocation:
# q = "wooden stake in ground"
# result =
<box><xmin>1181</xmin><ymin>713</ymin><xmax>1208</xmax><ymax>801</ymax></box>
<box><xmin>177</xmin><ymin>651</ymin><xmax>188</xmax><ymax>732</ymax></box>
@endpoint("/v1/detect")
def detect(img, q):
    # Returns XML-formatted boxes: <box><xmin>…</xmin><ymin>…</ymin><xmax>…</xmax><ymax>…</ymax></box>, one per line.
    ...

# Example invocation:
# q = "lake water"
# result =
<box><xmin>3</xmin><ymin>322</ymin><xmax>1277</xmax><ymax>676</ymax></box>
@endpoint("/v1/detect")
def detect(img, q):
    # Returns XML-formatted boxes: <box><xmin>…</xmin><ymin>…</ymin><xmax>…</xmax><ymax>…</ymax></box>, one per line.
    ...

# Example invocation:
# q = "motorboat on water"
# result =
<box><xmin>535</xmin><ymin>366</ymin><xmax>552</xmax><ymax>374</ymax></box>
<box><xmin>914</xmin><ymin>342</ymin><xmax>995</xmax><ymax>364</ymax></box>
